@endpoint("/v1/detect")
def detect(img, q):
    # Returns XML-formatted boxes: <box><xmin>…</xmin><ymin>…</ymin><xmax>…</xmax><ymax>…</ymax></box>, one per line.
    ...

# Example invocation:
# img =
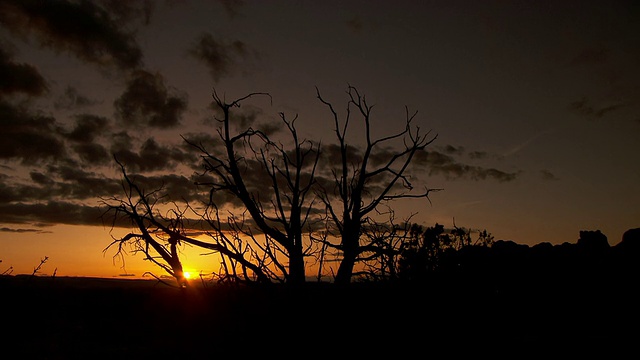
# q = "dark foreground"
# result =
<box><xmin>1</xmin><ymin>274</ymin><xmax>638</xmax><ymax>358</ymax></box>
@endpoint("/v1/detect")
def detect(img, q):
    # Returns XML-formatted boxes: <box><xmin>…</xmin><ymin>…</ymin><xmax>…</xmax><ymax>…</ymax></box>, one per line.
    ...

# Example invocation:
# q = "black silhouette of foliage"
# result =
<box><xmin>396</xmin><ymin>222</ymin><xmax>494</xmax><ymax>282</ymax></box>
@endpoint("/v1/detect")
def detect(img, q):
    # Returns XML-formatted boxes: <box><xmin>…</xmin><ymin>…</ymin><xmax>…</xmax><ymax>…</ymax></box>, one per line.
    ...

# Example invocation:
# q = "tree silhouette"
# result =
<box><xmin>102</xmin><ymin>157</ymin><xmax>270</xmax><ymax>286</ymax></box>
<box><xmin>103</xmin><ymin>86</ymin><xmax>441</xmax><ymax>286</ymax></box>
<box><xmin>104</xmin><ymin>89</ymin><xmax>325</xmax><ymax>285</ymax></box>
<box><xmin>315</xmin><ymin>85</ymin><xmax>440</xmax><ymax>284</ymax></box>
<box><xmin>183</xmin><ymin>90</ymin><xmax>322</xmax><ymax>285</ymax></box>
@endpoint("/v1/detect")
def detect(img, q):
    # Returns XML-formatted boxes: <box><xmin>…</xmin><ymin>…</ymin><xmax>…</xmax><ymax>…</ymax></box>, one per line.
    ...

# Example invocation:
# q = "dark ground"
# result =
<box><xmin>1</xmin><ymin>274</ymin><xmax>638</xmax><ymax>358</ymax></box>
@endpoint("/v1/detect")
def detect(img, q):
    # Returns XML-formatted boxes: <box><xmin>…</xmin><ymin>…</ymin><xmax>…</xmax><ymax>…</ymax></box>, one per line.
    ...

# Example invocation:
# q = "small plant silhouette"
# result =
<box><xmin>1</xmin><ymin>259</ymin><xmax>13</xmax><ymax>275</ymax></box>
<box><xmin>31</xmin><ymin>256</ymin><xmax>49</xmax><ymax>277</ymax></box>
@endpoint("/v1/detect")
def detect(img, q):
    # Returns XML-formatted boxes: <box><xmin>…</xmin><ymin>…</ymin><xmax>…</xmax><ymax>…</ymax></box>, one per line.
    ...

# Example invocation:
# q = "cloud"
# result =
<box><xmin>362</xmin><ymin>142</ymin><xmax>519</xmax><ymax>183</ymax></box>
<box><xmin>216</xmin><ymin>0</ymin><xmax>245</xmax><ymax>19</ymax></box>
<box><xmin>468</xmin><ymin>151</ymin><xmax>488</xmax><ymax>159</ymax></box>
<box><xmin>0</xmin><ymin>100</ymin><xmax>66</xmax><ymax>164</ymax></box>
<box><xmin>181</xmin><ymin>132</ymin><xmax>218</xmax><ymax>153</ymax></box>
<box><xmin>71</xmin><ymin>143</ymin><xmax>111</xmax><ymax>165</ymax></box>
<box><xmin>1</xmin><ymin>157</ymin><xmax>152</xmax><ymax>233</ymax></box>
<box><xmin>0</xmin><ymin>0</ymin><xmax>143</xmax><ymax>71</ymax></box>
<box><xmin>569</xmin><ymin>96</ymin><xmax>627</xmax><ymax>119</ymax></box>
<box><xmin>54</xmin><ymin>86</ymin><xmax>100</xmax><ymax>110</ymax></box>
<box><xmin>413</xmin><ymin>149</ymin><xmax>520</xmax><ymax>182</ymax></box>
<box><xmin>99</xmin><ymin>0</ymin><xmax>156</xmax><ymax>26</ymax></box>
<box><xmin>0</xmin><ymin>227</ymin><xmax>49</xmax><ymax>233</ymax></box>
<box><xmin>30</xmin><ymin>171</ymin><xmax>55</xmax><ymax>186</ymax></box>
<box><xmin>123</xmin><ymin>173</ymin><xmax>204</xmax><ymax>203</ymax></box>
<box><xmin>0</xmin><ymin>45</ymin><xmax>48</xmax><ymax>96</ymax></box>
<box><xmin>346</xmin><ymin>16</ymin><xmax>364</xmax><ymax>33</ymax></box>
<box><xmin>0</xmin><ymin>201</ymin><xmax>105</xmax><ymax>226</ymax></box>
<box><xmin>0</xmin><ymin>179</ymin><xmax>46</xmax><ymax>204</ymax></box>
<box><xmin>441</xmin><ymin>145</ymin><xmax>465</xmax><ymax>156</ymax></box>
<box><xmin>111</xmin><ymin>137</ymin><xmax>196</xmax><ymax>173</ymax></box>
<box><xmin>44</xmin><ymin>164</ymin><xmax>123</xmax><ymax>200</ymax></box>
<box><xmin>321</xmin><ymin>143</ymin><xmax>364</xmax><ymax>167</ymax></box>
<box><xmin>188</xmin><ymin>33</ymin><xmax>256</xmax><ymax>81</ymax></box>
<box><xmin>1</xmin><ymin>166</ymin><xmax>121</xmax><ymax>204</ymax></box>
<box><xmin>114</xmin><ymin>70</ymin><xmax>188</xmax><ymax>128</ymax></box>
<box><xmin>0</xmin><ymin>163</ymin><xmax>129</xmax><ymax>226</ymax></box>
<box><xmin>62</xmin><ymin>114</ymin><xmax>110</xmax><ymax>143</ymax></box>
<box><xmin>540</xmin><ymin>169</ymin><xmax>559</xmax><ymax>181</ymax></box>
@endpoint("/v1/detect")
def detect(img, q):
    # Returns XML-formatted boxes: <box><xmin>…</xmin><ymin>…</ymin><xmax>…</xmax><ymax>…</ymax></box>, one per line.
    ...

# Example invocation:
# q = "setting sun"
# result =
<box><xmin>183</xmin><ymin>272</ymin><xmax>192</xmax><ymax>279</ymax></box>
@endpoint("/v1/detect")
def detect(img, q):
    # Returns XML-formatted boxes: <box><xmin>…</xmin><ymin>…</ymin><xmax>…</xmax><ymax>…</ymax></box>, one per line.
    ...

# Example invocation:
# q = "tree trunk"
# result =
<box><xmin>335</xmin><ymin>224</ymin><xmax>360</xmax><ymax>285</ymax></box>
<box><xmin>288</xmin><ymin>250</ymin><xmax>307</xmax><ymax>284</ymax></box>
<box><xmin>334</xmin><ymin>252</ymin><xmax>355</xmax><ymax>285</ymax></box>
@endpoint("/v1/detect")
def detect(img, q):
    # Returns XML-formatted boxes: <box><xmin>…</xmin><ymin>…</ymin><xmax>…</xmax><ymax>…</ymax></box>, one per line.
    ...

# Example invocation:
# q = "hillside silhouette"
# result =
<box><xmin>2</xmin><ymin>227</ymin><xmax>639</xmax><ymax>357</ymax></box>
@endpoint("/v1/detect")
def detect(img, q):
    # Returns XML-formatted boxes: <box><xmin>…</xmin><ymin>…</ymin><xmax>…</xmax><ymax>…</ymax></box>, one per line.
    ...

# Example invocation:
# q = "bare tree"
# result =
<box><xmin>103</xmin><ymin>89</ymin><xmax>323</xmax><ymax>286</ymax></box>
<box><xmin>315</xmin><ymin>85</ymin><xmax>440</xmax><ymax>285</ymax></box>
<box><xmin>103</xmin><ymin>86</ymin><xmax>439</xmax><ymax>286</ymax></box>
<box><xmin>184</xmin><ymin>89</ymin><xmax>323</xmax><ymax>285</ymax></box>
<box><xmin>102</xmin><ymin>158</ymin><xmax>271</xmax><ymax>287</ymax></box>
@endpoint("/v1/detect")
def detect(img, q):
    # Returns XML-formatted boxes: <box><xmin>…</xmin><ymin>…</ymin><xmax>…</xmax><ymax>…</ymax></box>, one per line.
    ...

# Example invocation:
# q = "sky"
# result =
<box><xmin>0</xmin><ymin>0</ymin><xmax>638</xmax><ymax>279</ymax></box>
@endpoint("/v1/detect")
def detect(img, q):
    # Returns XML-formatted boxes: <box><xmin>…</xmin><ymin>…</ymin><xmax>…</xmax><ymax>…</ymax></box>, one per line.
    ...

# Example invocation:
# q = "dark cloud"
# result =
<box><xmin>468</xmin><ymin>151</ymin><xmax>488</xmax><ymax>160</ymax></box>
<box><xmin>413</xmin><ymin>150</ymin><xmax>520</xmax><ymax>182</ymax></box>
<box><xmin>54</xmin><ymin>86</ymin><xmax>100</xmax><ymax>110</ymax></box>
<box><xmin>138</xmin><ymin>138</ymin><xmax>194</xmax><ymax>169</ymax></box>
<box><xmin>0</xmin><ymin>155</ymin><xmax>129</xmax><ymax>225</ymax></box>
<box><xmin>62</xmin><ymin>114</ymin><xmax>110</xmax><ymax>143</ymax></box>
<box><xmin>0</xmin><ymin>201</ymin><xmax>105</xmax><ymax>226</ymax></box>
<box><xmin>0</xmin><ymin>45</ymin><xmax>48</xmax><ymax>96</ymax></box>
<box><xmin>540</xmin><ymin>169</ymin><xmax>559</xmax><ymax>181</ymax></box>
<box><xmin>30</xmin><ymin>171</ymin><xmax>55</xmax><ymax>185</ymax></box>
<box><xmin>0</xmin><ymin>180</ymin><xmax>47</xmax><ymax>204</ymax></box>
<box><xmin>321</xmin><ymin>143</ymin><xmax>364</xmax><ymax>167</ymax></box>
<box><xmin>126</xmin><ymin>173</ymin><xmax>203</xmax><ymax>203</ymax></box>
<box><xmin>346</xmin><ymin>16</ymin><xmax>364</xmax><ymax>33</ymax></box>
<box><xmin>569</xmin><ymin>97</ymin><xmax>626</xmax><ymax>119</ymax></box>
<box><xmin>0</xmin><ymin>0</ymin><xmax>143</xmax><ymax>71</ymax></box>
<box><xmin>181</xmin><ymin>132</ymin><xmax>219</xmax><ymax>153</ymax></box>
<box><xmin>47</xmin><ymin>170</ymin><xmax>121</xmax><ymax>200</ymax></box>
<box><xmin>189</xmin><ymin>33</ymin><xmax>255</xmax><ymax>81</ymax></box>
<box><xmin>111</xmin><ymin>137</ymin><xmax>195</xmax><ymax>173</ymax></box>
<box><xmin>441</xmin><ymin>145</ymin><xmax>465</xmax><ymax>156</ymax></box>
<box><xmin>438</xmin><ymin>145</ymin><xmax>490</xmax><ymax>160</ymax></box>
<box><xmin>205</xmin><ymin>102</ymin><xmax>282</xmax><ymax>138</ymax></box>
<box><xmin>2</xmin><ymin>166</ymin><xmax>121</xmax><ymax>205</ymax></box>
<box><xmin>0</xmin><ymin>100</ymin><xmax>66</xmax><ymax>164</ymax></box>
<box><xmin>114</xmin><ymin>70</ymin><xmax>188</xmax><ymax>128</ymax></box>
<box><xmin>110</xmin><ymin>131</ymin><xmax>133</xmax><ymax>150</ymax></box>
<box><xmin>216</xmin><ymin>0</ymin><xmax>245</xmax><ymax>19</ymax></box>
<box><xmin>354</xmin><ymin>142</ymin><xmax>517</xmax><ymax>183</ymax></box>
<box><xmin>206</xmin><ymin>103</ymin><xmax>262</xmax><ymax>129</ymax></box>
<box><xmin>72</xmin><ymin>143</ymin><xmax>110</xmax><ymax>165</ymax></box>
<box><xmin>0</xmin><ymin>227</ymin><xmax>47</xmax><ymax>233</ymax></box>
<box><xmin>99</xmin><ymin>0</ymin><xmax>156</xmax><ymax>26</ymax></box>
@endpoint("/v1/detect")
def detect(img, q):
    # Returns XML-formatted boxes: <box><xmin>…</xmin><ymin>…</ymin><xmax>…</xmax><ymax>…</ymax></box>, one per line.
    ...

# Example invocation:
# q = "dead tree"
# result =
<box><xmin>104</xmin><ymin>90</ymin><xmax>323</xmax><ymax>286</ymax></box>
<box><xmin>184</xmin><ymin>90</ymin><xmax>322</xmax><ymax>285</ymax></box>
<box><xmin>103</xmin><ymin>158</ymin><xmax>270</xmax><ymax>286</ymax></box>
<box><xmin>103</xmin><ymin>86</ymin><xmax>438</xmax><ymax>286</ymax></box>
<box><xmin>316</xmin><ymin>85</ymin><xmax>440</xmax><ymax>285</ymax></box>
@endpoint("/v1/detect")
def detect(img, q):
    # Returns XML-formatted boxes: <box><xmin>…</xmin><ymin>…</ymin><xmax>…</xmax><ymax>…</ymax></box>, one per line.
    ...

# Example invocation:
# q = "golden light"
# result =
<box><xmin>183</xmin><ymin>271</ymin><xmax>192</xmax><ymax>279</ymax></box>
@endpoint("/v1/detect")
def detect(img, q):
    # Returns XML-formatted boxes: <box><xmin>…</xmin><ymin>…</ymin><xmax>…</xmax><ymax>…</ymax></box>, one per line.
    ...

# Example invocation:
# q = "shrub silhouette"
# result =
<box><xmin>398</xmin><ymin>226</ymin><xmax>640</xmax><ymax>292</ymax></box>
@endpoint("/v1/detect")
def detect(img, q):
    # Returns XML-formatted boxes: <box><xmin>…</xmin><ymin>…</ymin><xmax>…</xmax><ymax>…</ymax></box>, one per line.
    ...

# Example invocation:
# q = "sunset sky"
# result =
<box><xmin>1</xmin><ymin>0</ymin><xmax>638</xmax><ymax>278</ymax></box>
